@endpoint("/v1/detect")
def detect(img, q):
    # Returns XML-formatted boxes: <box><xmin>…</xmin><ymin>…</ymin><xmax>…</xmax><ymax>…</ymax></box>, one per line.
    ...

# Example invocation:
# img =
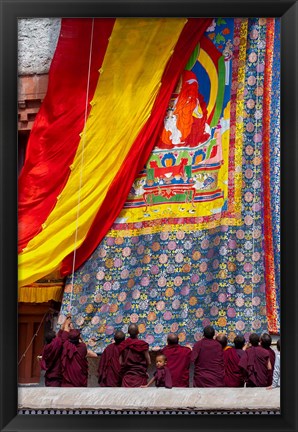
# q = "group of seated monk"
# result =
<box><xmin>40</xmin><ymin>320</ymin><xmax>280</xmax><ymax>389</ymax></box>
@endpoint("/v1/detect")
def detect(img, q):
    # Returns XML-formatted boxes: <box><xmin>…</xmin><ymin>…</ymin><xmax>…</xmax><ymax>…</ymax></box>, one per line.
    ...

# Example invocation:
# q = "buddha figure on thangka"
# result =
<box><xmin>122</xmin><ymin>67</ymin><xmax>229</xmax><ymax>222</ymax></box>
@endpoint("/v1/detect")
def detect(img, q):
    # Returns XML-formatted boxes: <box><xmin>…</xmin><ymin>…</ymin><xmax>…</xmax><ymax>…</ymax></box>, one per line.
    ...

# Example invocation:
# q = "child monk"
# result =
<box><xmin>98</xmin><ymin>330</ymin><xmax>125</xmax><ymax>387</ymax></box>
<box><xmin>142</xmin><ymin>354</ymin><xmax>172</xmax><ymax>388</ymax></box>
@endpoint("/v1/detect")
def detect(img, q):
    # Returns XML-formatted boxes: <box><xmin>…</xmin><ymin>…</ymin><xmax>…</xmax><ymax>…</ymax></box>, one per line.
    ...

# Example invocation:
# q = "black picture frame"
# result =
<box><xmin>1</xmin><ymin>1</ymin><xmax>297</xmax><ymax>431</ymax></box>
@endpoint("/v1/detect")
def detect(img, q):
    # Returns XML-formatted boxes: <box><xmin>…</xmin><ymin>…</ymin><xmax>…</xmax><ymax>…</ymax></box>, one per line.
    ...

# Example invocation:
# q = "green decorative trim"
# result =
<box><xmin>210</xmin><ymin>55</ymin><xmax>225</xmax><ymax>128</ymax></box>
<box><xmin>185</xmin><ymin>44</ymin><xmax>200</xmax><ymax>71</ymax></box>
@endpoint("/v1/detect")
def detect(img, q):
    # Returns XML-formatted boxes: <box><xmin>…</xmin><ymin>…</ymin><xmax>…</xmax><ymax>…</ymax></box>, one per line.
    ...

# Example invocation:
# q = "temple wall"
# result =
<box><xmin>18</xmin><ymin>18</ymin><xmax>60</xmax><ymax>75</ymax></box>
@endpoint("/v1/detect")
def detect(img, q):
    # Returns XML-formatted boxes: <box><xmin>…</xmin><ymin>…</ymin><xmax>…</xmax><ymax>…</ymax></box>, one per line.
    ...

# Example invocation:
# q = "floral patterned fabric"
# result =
<box><xmin>59</xmin><ymin>18</ymin><xmax>280</xmax><ymax>353</ymax></box>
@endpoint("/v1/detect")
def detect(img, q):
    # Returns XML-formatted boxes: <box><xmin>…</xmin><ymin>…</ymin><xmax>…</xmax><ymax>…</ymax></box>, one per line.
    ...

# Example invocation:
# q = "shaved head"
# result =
<box><xmin>234</xmin><ymin>335</ymin><xmax>245</xmax><ymax>349</ymax></box>
<box><xmin>45</xmin><ymin>330</ymin><xmax>56</xmax><ymax>344</ymax></box>
<box><xmin>249</xmin><ymin>333</ymin><xmax>260</xmax><ymax>347</ymax></box>
<box><xmin>128</xmin><ymin>324</ymin><xmax>139</xmax><ymax>338</ymax></box>
<box><xmin>260</xmin><ymin>333</ymin><xmax>272</xmax><ymax>349</ymax></box>
<box><xmin>156</xmin><ymin>353</ymin><xmax>167</xmax><ymax>362</ymax></box>
<box><xmin>167</xmin><ymin>333</ymin><xmax>179</xmax><ymax>345</ymax></box>
<box><xmin>203</xmin><ymin>325</ymin><xmax>215</xmax><ymax>339</ymax></box>
<box><xmin>114</xmin><ymin>330</ymin><xmax>125</xmax><ymax>344</ymax></box>
<box><xmin>216</xmin><ymin>334</ymin><xmax>228</xmax><ymax>349</ymax></box>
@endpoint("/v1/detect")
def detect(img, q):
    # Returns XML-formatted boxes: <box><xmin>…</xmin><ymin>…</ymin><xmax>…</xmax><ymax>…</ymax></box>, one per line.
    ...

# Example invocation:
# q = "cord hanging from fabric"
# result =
<box><xmin>68</xmin><ymin>18</ymin><xmax>95</xmax><ymax>313</ymax></box>
<box><xmin>18</xmin><ymin>311</ymin><xmax>48</xmax><ymax>366</ymax></box>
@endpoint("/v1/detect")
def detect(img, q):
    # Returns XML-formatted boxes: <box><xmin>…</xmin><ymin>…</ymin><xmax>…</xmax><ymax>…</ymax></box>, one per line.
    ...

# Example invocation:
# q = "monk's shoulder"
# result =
<box><xmin>193</xmin><ymin>339</ymin><xmax>203</xmax><ymax>350</ymax></box>
<box><xmin>257</xmin><ymin>346</ymin><xmax>270</xmax><ymax>357</ymax></box>
<box><xmin>180</xmin><ymin>345</ymin><xmax>192</xmax><ymax>352</ymax></box>
<box><xmin>106</xmin><ymin>342</ymin><xmax>116</xmax><ymax>351</ymax></box>
<box><xmin>269</xmin><ymin>347</ymin><xmax>276</xmax><ymax>357</ymax></box>
<box><xmin>52</xmin><ymin>336</ymin><xmax>63</xmax><ymax>350</ymax></box>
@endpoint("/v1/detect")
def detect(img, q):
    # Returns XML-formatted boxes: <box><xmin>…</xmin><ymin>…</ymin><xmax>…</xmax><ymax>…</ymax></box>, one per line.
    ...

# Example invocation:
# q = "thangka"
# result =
<box><xmin>59</xmin><ymin>18</ymin><xmax>280</xmax><ymax>352</ymax></box>
<box><xmin>19</xmin><ymin>18</ymin><xmax>280</xmax><ymax>353</ymax></box>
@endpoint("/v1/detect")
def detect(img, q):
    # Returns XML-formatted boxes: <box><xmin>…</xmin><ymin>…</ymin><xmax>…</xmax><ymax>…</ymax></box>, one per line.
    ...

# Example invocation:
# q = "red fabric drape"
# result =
<box><xmin>18</xmin><ymin>18</ymin><xmax>115</xmax><ymax>253</ymax></box>
<box><xmin>61</xmin><ymin>18</ymin><xmax>212</xmax><ymax>276</ymax></box>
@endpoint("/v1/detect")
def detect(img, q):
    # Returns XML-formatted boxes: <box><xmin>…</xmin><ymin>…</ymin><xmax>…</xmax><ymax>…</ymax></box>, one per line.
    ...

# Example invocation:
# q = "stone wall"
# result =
<box><xmin>18</xmin><ymin>18</ymin><xmax>60</xmax><ymax>75</ymax></box>
<box><xmin>18</xmin><ymin>387</ymin><xmax>280</xmax><ymax>413</ymax></box>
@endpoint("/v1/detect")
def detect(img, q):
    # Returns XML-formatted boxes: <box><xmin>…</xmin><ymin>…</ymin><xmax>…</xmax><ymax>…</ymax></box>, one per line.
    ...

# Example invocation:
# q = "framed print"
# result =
<box><xmin>1</xmin><ymin>1</ymin><xmax>297</xmax><ymax>432</ymax></box>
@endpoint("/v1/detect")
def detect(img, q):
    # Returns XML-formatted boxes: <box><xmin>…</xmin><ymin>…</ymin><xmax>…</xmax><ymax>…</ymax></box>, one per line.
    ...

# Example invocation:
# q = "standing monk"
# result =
<box><xmin>118</xmin><ymin>324</ymin><xmax>151</xmax><ymax>387</ymax></box>
<box><xmin>191</xmin><ymin>325</ymin><xmax>225</xmax><ymax>387</ymax></box>
<box><xmin>160</xmin><ymin>333</ymin><xmax>191</xmax><ymax>387</ymax></box>
<box><xmin>61</xmin><ymin>325</ymin><xmax>88</xmax><ymax>387</ymax></box>
<box><xmin>98</xmin><ymin>330</ymin><xmax>125</xmax><ymax>387</ymax></box>
<box><xmin>260</xmin><ymin>333</ymin><xmax>275</xmax><ymax>386</ymax></box>
<box><xmin>40</xmin><ymin>330</ymin><xmax>63</xmax><ymax>387</ymax></box>
<box><xmin>239</xmin><ymin>333</ymin><xmax>272</xmax><ymax>387</ymax></box>
<box><xmin>216</xmin><ymin>334</ymin><xmax>245</xmax><ymax>387</ymax></box>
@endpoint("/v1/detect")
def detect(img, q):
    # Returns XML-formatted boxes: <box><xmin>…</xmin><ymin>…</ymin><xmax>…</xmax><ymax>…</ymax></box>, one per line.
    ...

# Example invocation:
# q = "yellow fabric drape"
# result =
<box><xmin>18</xmin><ymin>284</ymin><xmax>64</xmax><ymax>303</ymax></box>
<box><xmin>18</xmin><ymin>18</ymin><xmax>187</xmax><ymax>288</ymax></box>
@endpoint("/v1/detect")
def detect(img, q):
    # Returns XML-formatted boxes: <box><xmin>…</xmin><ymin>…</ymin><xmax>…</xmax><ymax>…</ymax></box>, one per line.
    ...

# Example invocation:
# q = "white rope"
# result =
<box><xmin>18</xmin><ymin>311</ymin><xmax>48</xmax><ymax>366</ymax></box>
<box><xmin>68</xmin><ymin>18</ymin><xmax>95</xmax><ymax>313</ymax></box>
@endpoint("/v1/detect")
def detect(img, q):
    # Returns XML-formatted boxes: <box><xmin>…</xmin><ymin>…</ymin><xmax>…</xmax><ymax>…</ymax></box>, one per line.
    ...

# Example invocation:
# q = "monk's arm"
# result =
<box><xmin>87</xmin><ymin>349</ymin><xmax>98</xmax><ymax>358</ymax></box>
<box><xmin>61</xmin><ymin>316</ymin><xmax>71</xmax><ymax>332</ymax></box>
<box><xmin>267</xmin><ymin>359</ymin><xmax>272</xmax><ymax>370</ymax></box>
<box><xmin>141</xmin><ymin>376</ymin><xmax>155</xmax><ymax>388</ymax></box>
<box><xmin>57</xmin><ymin>319</ymin><xmax>71</xmax><ymax>342</ymax></box>
<box><xmin>144</xmin><ymin>350</ymin><xmax>151</xmax><ymax>367</ymax></box>
<box><xmin>190</xmin><ymin>347</ymin><xmax>198</xmax><ymax>362</ymax></box>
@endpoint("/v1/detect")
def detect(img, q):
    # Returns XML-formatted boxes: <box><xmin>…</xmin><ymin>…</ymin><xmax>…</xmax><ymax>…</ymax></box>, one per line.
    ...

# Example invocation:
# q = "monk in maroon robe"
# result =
<box><xmin>191</xmin><ymin>325</ymin><xmax>225</xmax><ymax>387</ymax></box>
<box><xmin>118</xmin><ymin>324</ymin><xmax>151</xmax><ymax>387</ymax></box>
<box><xmin>239</xmin><ymin>333</ymin><xmax>272</xmax><ymax>387</ymax></box>
<box><xmin>61</xmin><ymin>329</ymin><xmax>88</xmax><ymax>387</ymax></box>
<box><xmin>216</xmin><ymin>334</ymin><xmax>245</xmax><ymax>387</ymax></box>
<box><xmin>98</xmin><ymin>330</ymin><xmax>125</xmax><ymax>387</ymax></box>
<box><xmin>142</xmin><ymin>354</ymin><xmax>172</xmax><ymax>388</ymax></box>
<box><xmin>260</xmin><ymin>333</ymin><xmax>276</xmax><ymax>386</ymax></box>
<box><xmin>161</xmin><ymin>333</ymin><xmax>191</xmax><ymax>387</ymax></box>
<box><xmin>40</xmin><ymin>330</ymin><xmax>63</xmax><ymax>387</ymax></box>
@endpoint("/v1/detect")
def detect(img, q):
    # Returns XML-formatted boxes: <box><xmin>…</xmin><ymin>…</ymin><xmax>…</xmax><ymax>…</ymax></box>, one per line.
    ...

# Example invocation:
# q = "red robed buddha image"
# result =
<box><xmin>157</xmin><ymin>69</ymin><xmax>211</xmax><ymax>149</ymax></box>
